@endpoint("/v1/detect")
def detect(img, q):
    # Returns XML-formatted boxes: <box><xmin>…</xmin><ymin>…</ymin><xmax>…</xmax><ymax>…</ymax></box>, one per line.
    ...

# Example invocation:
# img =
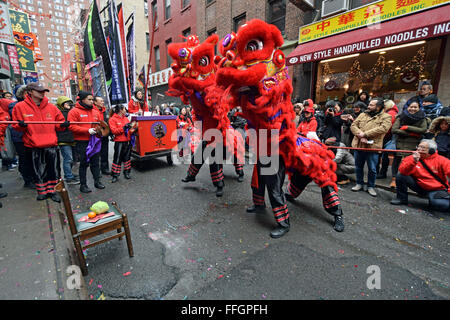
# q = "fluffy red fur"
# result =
<box><xmin>166</xmin><ymin>34</ymin><xmax>244</xmax><ymax>162</ymax></box>
<box><xmin>214</xmin><ymin>19</ymin><xmax>337</xmax><ymax>190</ymax></box>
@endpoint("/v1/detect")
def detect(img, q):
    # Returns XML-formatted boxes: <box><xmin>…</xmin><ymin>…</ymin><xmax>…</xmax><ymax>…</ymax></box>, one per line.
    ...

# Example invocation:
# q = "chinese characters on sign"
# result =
<box><xmin>298</xmin><ymin>0</ymin><xmax>450</xmax><ymax>44</ymax></box>
<box><xmin>149</xmin><ymin>68</ymin><xmax>173</xmax><ymax>88</ymax></box>
<box><xmin>9</xmin><ymin>9</ymin><xmax>35</xmax><ymax>72</ymax></box>
<box><xmin>0</xmin><ymin>2</ymin><xmax>14</xmax><ymax>45</ymax></box>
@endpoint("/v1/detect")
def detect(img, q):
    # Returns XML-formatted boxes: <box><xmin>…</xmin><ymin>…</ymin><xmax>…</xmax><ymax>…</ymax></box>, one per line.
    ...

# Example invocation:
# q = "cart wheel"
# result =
<box><xmin>167</xmin><ymin>153</ymin><xmax>173</xmax><ymax>166</ymax></box>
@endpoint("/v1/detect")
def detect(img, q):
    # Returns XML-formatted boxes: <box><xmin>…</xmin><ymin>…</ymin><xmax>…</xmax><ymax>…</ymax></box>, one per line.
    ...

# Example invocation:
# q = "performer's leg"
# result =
<box><xmin>32</xmin><ymin>148</ymin><xmax>47</xmax><ymax>200</ymax></box>
<box><xmin>76</xmin><ymin>141</ymin><xmax>91</xmax><ymax>192</ymax></box>
<box><xmin>100</xmin><ymin>136</ymin><xmax>110</xmax><ymax>175</ymax></box>
<box><xmin>123</xmin><ymin>142</ymin><xmax>132</xmax><ymax>179</ymax></box>
<box><xmin>321</xmin><ymin>185</ymin><xmax>344</xmax><ymax>232</ymax></box>
<box><xmin>247</xmin><ymin>163</ymin><xmax>266</xmax><ymax>212</ymax></box>
<box><xmin>208</xmin><ymin>146</ymin><xmax>224</xmax><ymax>197</ymax></box>
<box><xmin>44</xmin><ymin>147</ymin><xmax>60</xmax><ymax>202</ymax></box>
<box><xmin>111</xmin><ymin>142</ymin><xmax>123</xmax><ymax>183</ymax></box>
<box><xmin>285</xmin><ymin>170</ymin><xmax>312</xmax><ymax>201</ymax></box>
<box><xmin>263</xmin><ymin>157</ymin><xmax>290</xmax><ymax>238</ymax></box>
<box><xmin>182</xmin><ymin>140</ymin><xmax>207</xmax><ymax>182</ymax></box>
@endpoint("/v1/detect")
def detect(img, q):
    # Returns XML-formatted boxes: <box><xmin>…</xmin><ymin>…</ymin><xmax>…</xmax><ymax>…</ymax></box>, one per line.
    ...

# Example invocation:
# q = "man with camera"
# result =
<box><xmin>390</xmin><ymin>139</ymin><xmax>450</xmax><ymax>212</ymax></box>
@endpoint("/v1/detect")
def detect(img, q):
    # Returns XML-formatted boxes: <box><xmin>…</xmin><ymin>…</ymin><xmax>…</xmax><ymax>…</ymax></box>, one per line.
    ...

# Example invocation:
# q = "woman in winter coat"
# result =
<box><xmin>109</xmin><ymin>105</ymin><xmax>137</xmax><ymax>182</ymax></box>
<box><xmin>427</xmin><ymin>116</ymin><xmax>450</xmax><ymax>159</ymax></box>
<box><xmin>377</xmin><ymin>100</ymin><xmax>399</xmax><ymax>179</ymax></box>
<box><xmin>390</xmin><ymin>101</ymin><xmax>428</xmax><ymax>188</ymax></box>
<box><xmin>176</xmin><ymin>106</ymin><xmax>194</xmax><ymax>157</ymax></box>
<box><xmin>128</xmin><ymin>89</ymin><xmax>149</xmax><ymax>114</ymax></box>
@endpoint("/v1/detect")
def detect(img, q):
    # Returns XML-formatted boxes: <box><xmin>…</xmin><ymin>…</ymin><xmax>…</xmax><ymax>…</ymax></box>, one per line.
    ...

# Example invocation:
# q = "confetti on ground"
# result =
<box><xmin>97</xmin><ymin>293</ymin><xmax>105</xmax><ymax>300</ymax></box>
<box><xmin>262</xmin><ymin>294</ymin><xmax>267</xmax><ymax>299</ymax></box>
<box><xmin>89</xmin><ymin>279</ymin><xmax>93</xmax><ymax>286</ymax></box>
<box><xmin>217</xmin><ymin>275</ymin><xmax>224</xmax><ymax>279</ymax></box>
<box><xmin>123</xmin><ymin>271</ymin><xmax>131</xmax><ymax>277</ymax></box>
<box><xmin>338</xmin><ymin>250</ymin><xmax>345</xmax><ymax>254</ymax></box>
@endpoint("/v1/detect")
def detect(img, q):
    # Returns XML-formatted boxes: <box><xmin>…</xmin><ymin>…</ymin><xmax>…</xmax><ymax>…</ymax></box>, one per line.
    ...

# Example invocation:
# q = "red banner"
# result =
<box><xmin>7</xmin><ymin>44</ymin><xmax>20</xmax><ymax>74</ymax></box>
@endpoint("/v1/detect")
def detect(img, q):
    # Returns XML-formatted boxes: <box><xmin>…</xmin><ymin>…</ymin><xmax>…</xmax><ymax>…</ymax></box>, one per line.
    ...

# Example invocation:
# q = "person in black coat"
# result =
<box><xmin>320</xmin><ymin>100</ymin><xmax>344</xmax><ymax>143</ymax></box>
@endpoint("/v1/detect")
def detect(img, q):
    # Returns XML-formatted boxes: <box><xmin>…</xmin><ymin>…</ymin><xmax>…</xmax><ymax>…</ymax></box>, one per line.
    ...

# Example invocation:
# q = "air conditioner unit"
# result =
<box><xmin>321</xmin><ymin>0</ymin><xmax>349</xmax><ymax>18</ymax></box>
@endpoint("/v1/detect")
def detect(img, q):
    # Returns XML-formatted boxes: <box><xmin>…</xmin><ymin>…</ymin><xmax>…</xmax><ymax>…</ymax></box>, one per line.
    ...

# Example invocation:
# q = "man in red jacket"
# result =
<box><xmin>68</xmin><ymin>91</ymin><xmax>105</xmax><ymax>193</ymax></box>
<box><xmin>12</xmin><ymin>83</ymin><xmax>68</xmax><ymax>202</ymax></box>
<box><xmin>390</xmin><ymin>139</ymin><xmax>450</xmax><ymax>212</ymax></box>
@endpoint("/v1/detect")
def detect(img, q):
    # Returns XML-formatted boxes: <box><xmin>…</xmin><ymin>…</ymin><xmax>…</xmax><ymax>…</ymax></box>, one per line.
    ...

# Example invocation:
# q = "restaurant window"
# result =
<box><xmin>182</xmin><ymin>0</ymin><xmax>190</xmax><ymax>8</ymax></box>
<box><xmin>182</xmin><ymin>27</ymin><xmax>191</xmax><ymax>40</ymax></box>
<box><xmin>233</xmin><ymin>13</ymin><xmax>246</xmax><ymax>32</ymax></box>
<box><xmin>268</xmin><ymin>0</ymin><xmax>286</xmax><ymax>35</ymax></box>
<box><xmin>314</xmin><ymin>39</ymin><xmax>443</xmax><ymax>108</ymax></box>
<box><xmin>207</xmin><ymin>28</ymin><xmax>217</xmax><ymax>55</ymax></box>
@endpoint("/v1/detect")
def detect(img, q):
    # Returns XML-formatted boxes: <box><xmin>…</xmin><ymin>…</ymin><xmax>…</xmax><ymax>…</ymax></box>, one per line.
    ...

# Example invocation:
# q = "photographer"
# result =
<box><xmin>321</xmin><ymin>100</ymin><xmax>344</xmax><ymax>143</ymax></box>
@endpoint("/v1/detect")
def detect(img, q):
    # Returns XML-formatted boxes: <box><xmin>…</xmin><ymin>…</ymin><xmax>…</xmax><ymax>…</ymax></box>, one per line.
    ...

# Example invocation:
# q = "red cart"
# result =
<box><xmin>130</xmin><ymin>115</ymin><xmax>178</xmax><ymax>169</ymax></box>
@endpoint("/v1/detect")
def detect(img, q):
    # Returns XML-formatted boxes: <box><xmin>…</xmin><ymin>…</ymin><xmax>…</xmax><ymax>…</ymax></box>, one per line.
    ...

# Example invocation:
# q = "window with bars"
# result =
<box><xmin>151</xmin><ymin>1</ymin><xmax>158</xmax><ymax>28</ymax></box>
<box><xmin>154</xmin><ymin>46</ymin><xmax>160</xmax><ymax>72</ymax></box>
<box><xmin>182</xmin><ymin>0</ymin><xmax>190</xmax><ymax>8</ymax></box>
<box><xmin>166</xmin><ymin>38</ymin><xmax>172</xmax><ymax>68</ymax></box>
<box><xmin>233</xmin><ymin>13</ymin><xmax>246</xmax><ymax>32</ymax></box>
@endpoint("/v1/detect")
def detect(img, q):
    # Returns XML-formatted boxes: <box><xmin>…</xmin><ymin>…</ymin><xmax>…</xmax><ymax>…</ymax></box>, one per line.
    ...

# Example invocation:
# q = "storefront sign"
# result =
<box><xmin>149</xmin><ymin>67</ymin><xmax>173</xmax><ymax>88</ymax></box>
<box><xmin>0</xmin><ymin>50</ymin><xmax>10</xmax><ymax>78</ymax></box>
<box><xmin>289</xmin><ymin>20</ymin><xmax>450</xmax><ymax>64</ymax></box>
<box><xmin>0</xmin><ymin>2</ymin><xmax>14</xmax><ymax>45</ymax></box>
<box><xmin>299</xmin><ymin>0</ymin><xmax>450</xmax><ymax>44</ymax></box>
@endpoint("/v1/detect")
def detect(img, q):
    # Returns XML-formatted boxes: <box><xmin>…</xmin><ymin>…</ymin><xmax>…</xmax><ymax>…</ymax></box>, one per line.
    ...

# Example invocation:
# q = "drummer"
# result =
<box><xmin>68</xmin><ymin>91</ymin><xmax>105</xmax><ymax>193</ymax></box>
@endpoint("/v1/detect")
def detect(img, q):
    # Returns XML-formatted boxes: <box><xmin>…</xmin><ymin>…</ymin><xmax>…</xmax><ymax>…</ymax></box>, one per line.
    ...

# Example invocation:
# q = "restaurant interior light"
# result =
<box><xmin>369</xmin><ymin>41</ymin><xmax>426</xmax><ymax>54</ymax></box>
<box><xmin>320</xmin><ymin>53</ymin><xmax>360</xmax><ymax>63</ymax></box>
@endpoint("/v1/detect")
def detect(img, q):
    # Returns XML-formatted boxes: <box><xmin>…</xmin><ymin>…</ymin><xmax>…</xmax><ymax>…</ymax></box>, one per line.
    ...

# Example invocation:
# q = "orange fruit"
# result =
<box><xmin>88</xmin><ymin>211</ymin><xmax>97</xmax><ymax>219</ymax></box>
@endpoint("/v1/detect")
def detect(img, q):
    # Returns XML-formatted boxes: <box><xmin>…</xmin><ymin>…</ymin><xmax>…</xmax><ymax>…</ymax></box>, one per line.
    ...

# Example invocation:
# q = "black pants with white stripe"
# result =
<box><xmin>286</xmin><ymin>170</ymin><xmax>342</xmax><ymax>216</ymax></box>
<box><xmin>251</xmin><ymin>156</ymin><xmax>289</xmax><ymax>224</ymax></box>
<box><xmin>187</xmin><ymin>140</ymin><xmax>224</xmax><ymax>187</ymax></box>
<box><xmin>30</xmin><ymin>146</ymin><xmax>59</xmax><ymax>196</ymax></box>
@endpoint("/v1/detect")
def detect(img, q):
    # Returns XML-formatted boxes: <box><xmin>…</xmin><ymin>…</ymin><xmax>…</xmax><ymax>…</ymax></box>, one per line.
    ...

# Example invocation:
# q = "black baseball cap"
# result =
<box><xmin>26</xmin><ymin>82</ymin><xmax>50</xmax><ymax>92</ymax></box>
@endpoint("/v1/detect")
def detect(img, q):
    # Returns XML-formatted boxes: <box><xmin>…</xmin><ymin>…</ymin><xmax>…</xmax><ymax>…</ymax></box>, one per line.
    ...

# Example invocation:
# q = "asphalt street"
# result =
<box><xmin>56</xmin><ymin>149</ymin><xmax>450</xmax><ymax>301</ymax></box>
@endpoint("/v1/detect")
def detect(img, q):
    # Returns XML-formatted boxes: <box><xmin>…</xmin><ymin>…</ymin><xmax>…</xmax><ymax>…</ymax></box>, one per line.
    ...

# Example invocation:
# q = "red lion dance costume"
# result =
<box><xmin>167</xmin><ymin>34</ymin><xmax>245</xmax><ymax>197</ymax></box>
<box><xmin>213</xmin><ymin>20</ymin><xmax>344</xmax><ymax>237</ymax></box>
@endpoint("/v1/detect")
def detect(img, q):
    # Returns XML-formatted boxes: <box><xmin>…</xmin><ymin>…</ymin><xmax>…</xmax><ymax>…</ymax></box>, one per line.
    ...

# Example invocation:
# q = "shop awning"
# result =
<box><xmin>287</xmin><ymin>5</ymin><xmax>450</xmax><ymax>66</ymax></box>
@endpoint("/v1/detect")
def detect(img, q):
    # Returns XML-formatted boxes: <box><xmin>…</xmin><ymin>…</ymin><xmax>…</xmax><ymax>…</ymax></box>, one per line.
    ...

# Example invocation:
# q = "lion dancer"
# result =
<box><xmin>166</xmin><ymin>34</ymin><xmax>244</xmax><ymax>197</ymax></box>
<box><xmin>215</xmin><ymin>20</ymin><xmax>342</xmax><ymax>238</ymax></box>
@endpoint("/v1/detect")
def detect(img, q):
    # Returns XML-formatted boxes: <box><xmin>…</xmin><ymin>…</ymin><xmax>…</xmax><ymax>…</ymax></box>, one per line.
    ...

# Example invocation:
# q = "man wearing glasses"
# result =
<box><xmin>390</xmin><ymin>139</ymin><xmax>450</xmax><ymax>212</ymax></box>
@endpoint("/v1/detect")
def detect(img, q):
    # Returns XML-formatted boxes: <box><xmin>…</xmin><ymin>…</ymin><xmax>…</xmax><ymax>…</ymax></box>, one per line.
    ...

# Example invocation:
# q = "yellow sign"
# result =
<box><xmin>299</xmin><ymin>0</ymin><xmax>450</xmax><ymax>44</ymax></box>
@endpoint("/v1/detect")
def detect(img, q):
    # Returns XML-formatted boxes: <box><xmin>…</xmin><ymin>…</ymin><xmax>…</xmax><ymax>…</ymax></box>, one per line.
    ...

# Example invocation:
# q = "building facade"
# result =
<box><xmin>147</xmin><ymin>0</ymin><xmax>197</xmax><ymax>107</ymax></box>
<box><xmin>288</xmin><ymin>0</ymin><xmax>450</xmax><ymax>108</ymax></box>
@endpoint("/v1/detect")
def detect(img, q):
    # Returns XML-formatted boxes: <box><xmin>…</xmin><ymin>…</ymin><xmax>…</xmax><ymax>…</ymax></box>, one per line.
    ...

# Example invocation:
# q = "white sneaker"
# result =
<box><xmin>367</xmin><ymin>187</ymin><xmax>377</xmax><ymax>197</ymax></box>
<box><xmin>351</xmin><ymin>184</ymin><xmax>363</xmax><ymax>192</ymax></box>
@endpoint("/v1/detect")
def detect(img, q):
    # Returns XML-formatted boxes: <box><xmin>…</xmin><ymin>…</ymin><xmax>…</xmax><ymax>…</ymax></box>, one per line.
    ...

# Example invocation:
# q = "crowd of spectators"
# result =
<box><xmin>294</xmin><ymin>81</ymin><xmax>450</xmax><ymax>213</ymax></box>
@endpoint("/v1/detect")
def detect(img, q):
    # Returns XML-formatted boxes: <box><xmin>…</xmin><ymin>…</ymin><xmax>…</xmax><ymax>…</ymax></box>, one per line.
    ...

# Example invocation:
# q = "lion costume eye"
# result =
<box><xmin>198</xmin><ymin>56</ymin><xmax>210</xmax><ymax>67</ymax></box>
<box><xmin>245</xmin><ymin>39</ymin><xmax>263</xmax><ymax>52</ymax></box>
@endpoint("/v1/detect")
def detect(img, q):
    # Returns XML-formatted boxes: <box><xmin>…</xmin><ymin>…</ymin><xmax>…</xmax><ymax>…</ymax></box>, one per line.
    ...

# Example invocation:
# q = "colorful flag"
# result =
<box><xmin>117</xmin><ymin>3</ymin><xmax>130</xmax><ymax>99</ymax></box>
<box><xmin>126</xmin><ymin>13</ymin><xmax>136</xmax><ymax>96</ymax></box>
<box><xmin>83</xmin><ymin>1</ymin><xmax>112</xmax><ymax>84</ymax></box>
<box><xmin>7</xmin><ymin>45</ymin><xmax>20</xmax><ymax>74</ymax></box>
<box><xmin>8</xmin><ymin>9</ymin><xmax>35</xmax><ymax>72</ymax></box>
<box><xmin>107</xmin><ymin>0</ymin><xmax>128</xmax><ymax>105</ymax></box>
<box><xmin>85</xmin><ymin>56</ymin><xmax>111</xmax><ymax>110</ymax></box>
<box><xmin>138</xmin><ymin>65</ymin><xmax>146</xmax><ymax>89</ymax></box>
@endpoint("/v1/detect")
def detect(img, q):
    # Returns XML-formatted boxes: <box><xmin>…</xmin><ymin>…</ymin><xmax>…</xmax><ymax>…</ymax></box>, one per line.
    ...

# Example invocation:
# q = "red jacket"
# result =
<box><xmin>176</xmin><ymin>114</ymin><xmax>193</xmax><ymax>131</ymax></box>
<box><xmin>12</xmin><ymin>95</ymin><xmax>65</xmax><ymax>148</ymax></box>
<box><xmin>0</xmin><ymin>108</ymin><xmax>8</xmax><ymax>146</ymax></box>
<box><xmin>109</xmin><ymin>113</ymin><xmax>131</xmax><ymax>142</ymax></box>
<box><xmin>128</xmin><ymin>98</ymin><xmax>149</xmax><ymax>114</ymax></box>
<box><xmin>67</xmin><ymin>103</ymin><xmax>102</xmax><ymax>141</ymax></box>
<box><xmin>297</xmin><ymin>117</ymin><xmax>317</xmax><ymax>136</ymax></box>
<box><xmin>399</xmin><ymin>153</ymin><xmax>450</xmax><ymax>191</ymax></box>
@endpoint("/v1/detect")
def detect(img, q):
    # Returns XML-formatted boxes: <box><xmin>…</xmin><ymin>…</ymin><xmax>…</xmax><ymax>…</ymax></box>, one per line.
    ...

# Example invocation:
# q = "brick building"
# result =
<box><xmin>147</xmin><ymin>0</ymin><xmax>197</xmax><ymax>107</ymax></box>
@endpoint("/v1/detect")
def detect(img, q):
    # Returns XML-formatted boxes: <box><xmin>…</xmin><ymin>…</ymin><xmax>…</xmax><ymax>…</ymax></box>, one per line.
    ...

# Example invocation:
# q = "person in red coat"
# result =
<box><xmin>391</xmin><ymin>139</ymin><xmax>450</xmax><ymax>212</ymax></box>
<box><xmin>0</xmin><ymin>108</ymin><xmax>9</xmax><ymax>206</ymax></box>
<box><xmin>108</xmin><ymin>105</ymin><xmax>137</xmax><ymax>182</ymax></box>
<box><xmin>11</xmin><ymin>83</ymin><xmax>67</xmax><ymax>202</ymax></box>
<box><xmin>297</xmin><ymin>105</ymin><xmax>318</xmax><ymax>137</ymax></box>
<box><xmin>68</xmin><ymin>91</ymin><xmax>105</xmax><ymax>193</ymax></box>
<box><xmin>128</xmin><ymin>89</ymin><xmax>149</xmax><ymax>114</ymax></box>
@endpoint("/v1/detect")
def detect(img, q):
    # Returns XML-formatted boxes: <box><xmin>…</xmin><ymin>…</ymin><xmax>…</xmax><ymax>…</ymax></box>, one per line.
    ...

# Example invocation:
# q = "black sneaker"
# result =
<box><xmin>216</xmin><ymin>186</ymin><xmax>223</xmax><ymax>197</ymax></box>
<box><xmin>270</xmin><ymin>220</ymin><xmax>290</xmax><ymax>238</ymax></box>
<box><xmin>48</xmin><ymin>193</ymin><xmax>61</xmax><ymax>203</ymax></box>
<box><xmin>65</xmin><ymin>177</ymin><xmax>80</xmax><ymax>185</ymax></box>
<box><xmin>246</xmin><ymin>204</ymin><xmax>266</xmax><ymax>213</ymax></box>
<box><xmin>182</xmin><ymin>175</ymin><xmax>196</xmax><ymax>183</ymax></box>
<box><xmin>390</xmin><ymin>198</ymin><xmax>408</xmax><ymax>205</ymax></box>
<box><xmin>94</xmin><ymin>181</ymin><xmax>105</xmax><ymax>189</ymax></box>
<box><xmin>333</xmin><ymin>215</ymin><xmax>345</xmax><ymax>232</ymax></box>
<box><xmin>80</xmin><ymin>185</ymin><xmax>92</xmax><ymax>193</ymax></box>
<box><xmin>0</xmin><ymin>192</ymin><xmax>7</xmax><ymax>199</ymax></box>
<box><xmin>111</xmin><ymin>176</ymin><xmax>119</xmax><ymax>183</ymax></box>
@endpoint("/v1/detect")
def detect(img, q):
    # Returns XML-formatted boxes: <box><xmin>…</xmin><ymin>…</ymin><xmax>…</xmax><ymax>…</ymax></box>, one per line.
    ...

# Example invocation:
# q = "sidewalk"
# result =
<box><xmin>0</xmin><ymin>168</ymin><xmax>87</xmax><ymax>300</ymax></box>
